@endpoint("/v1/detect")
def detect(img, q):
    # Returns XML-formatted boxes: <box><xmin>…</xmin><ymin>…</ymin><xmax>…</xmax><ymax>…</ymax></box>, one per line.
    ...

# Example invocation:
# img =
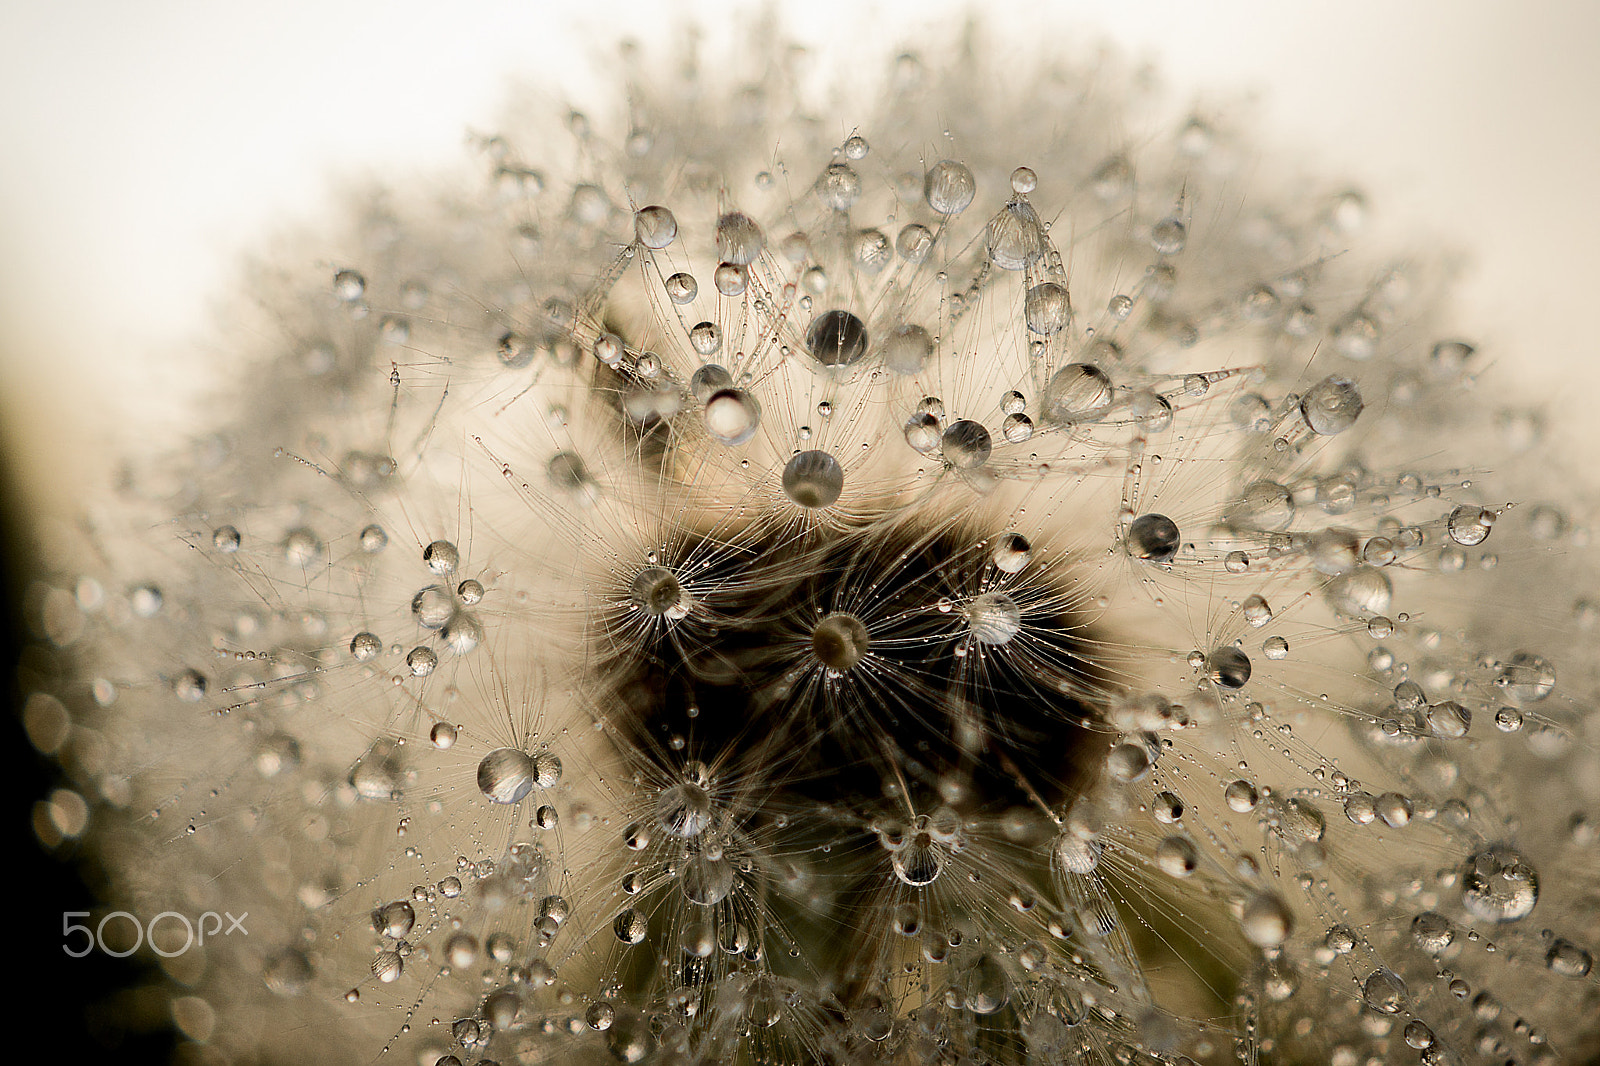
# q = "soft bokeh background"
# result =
<box><xmin>1</xmin><ymin>0</ymin><xmax>1597</xmax><ymax>517</ymax></box>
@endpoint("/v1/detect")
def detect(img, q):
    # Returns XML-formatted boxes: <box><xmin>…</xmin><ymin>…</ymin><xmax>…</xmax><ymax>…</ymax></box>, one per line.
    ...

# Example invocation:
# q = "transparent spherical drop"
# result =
<box><xmin>923</xmin><ymin>160</ymin><xmax>976</xmax><ymax>215</ymax></box>
<box><xmin>496</xmin><ymin>332</ymin><xmax>534</xmax><ymax>368</ymax></box>
<box><xmin>1546</xmin><ymin>939</ymin><xmax>1593</xmax><ymax>978</ymax></box>
<box><xmin>664</xmin><ymin>272</ymin><xmax>698</xmax><ymax>304</ymax></box>
<box><xmin>411</xmin><ymin>585</ymin><xmax>455</xmax><ymax>629</ymax></box>
<box><xmin>423</xmin><ymin>539</ymin><xmax>459</xmax><ymax>575</ymax></box>
<box><xmin>991</xmin><ymin>532</ymin><xmax>1032</xmax><ymax>573</ymax></box>
<box><xmin>1127</xmin><ymin>514</ymin><xmax>1180</xmax><ymax>562</ymax></box>
<box><xmin>986</xmin><ymin>199</ymin><xmax>1044</xmax><ymax>270</ymax></box>
<box><xmin>689</xmin><ymin>363</ymin><xmax>733</xmax><ymax>401</ymax></box>
<box><xmin>1155</xmin><ymin>835</ymin><xmax>1198</xmax><ymax>877</ymax></box>
<box><xmin>656</xmin><ymin>780</ymin><xmax>713</xmax><ymax>838</ymax></box>
<box><xmin>1041</xmin><ymin>363</ymin><xmax>1113</xmax><ymax>424</ymax></box>
<box><xmin>882</xmin><ymin>323</ymin><xmax>933</xmax><ymax>375</ymax></box>
<box><xmin>1323</xmin><ymin>566</ymin><xmax>1392</xmax><ymax>617</ymax></box>
<box><xmin>967</xmin><ymin>592</ymin><xmax>1021</xmax><ymax>645</ymax></box>
<box><xmin>715</xmin><ymin>211</ymin><xmax>765</xmax><ymax>264</ymax></box>
<box><xmin>1242</xmin><ymin>594</ymin><xmax>1272</xmax><ymax>627</ymax></box>
<box><xmin>613</xmin><ymin>908</ymin><xmax>648</xmax><ymax>944</ymax></box>
<box><xmin>1300</xmin><ymin>375</ymin><xmax>1364</xmax><ymax>434</ymax></box>
<box><xmin>1225</xmin><ymin>780</ymin><xmax>1259</xmax><ymax>812</ymax></box>
<box><xmin>1460</xmin><ymin>844</ymin><xmax>1539</xmax><ymax>922</ymax></box>
<box><xmin>782</xmin><ymin>450</ymin><xmax>844</xmax><ymax>508</ymax></box>
<box><xmin>1025</xmin><ymin>282</ymin><xmax>1071</xmax><ymax>335</ymax></box>
<box><xmin>547</xmin><ymin>451</ymin><xmax>599</xmax><ymax>504</ymax></box>
<box><xmin>1002</xmin><ymin>413</ymin><xmax>1034</xmax><ymax>442</ymax></box>
<box><xmin>332</xmin><ymin>268</ymin><xmax>365</xmax><ymax>302</ymax></box>
<box><xmin>896</xmin><ymin>223</ymin><xmax>935</xmax><ymax>262</ymax></box>
<box><xmin>815</xmin><ymin>162</ymin><xmax>862</xmax><ymax>210</ymax></box>
<box><xmin>1308</xmin><ymin>528</ymin><xmax>1361</xmax><ymax>575</ymax></box>
<box><xmin>1207</xmin><ymin>647</ymin><xmax>1251</xmax><ymax>688</ymax></box>
<box><xmin>812</xmin><ymin>612</ymin><xmax>870</xmax><ymax>669</ymax></box>
<box><xmin>405</xmin><ymin>646</ymin><xmax>437</xmax><ymax>677</ymax></box>
<box><xmin>1152</xmin><ymin>791</ymin><xmax>1184</xmax><ymax>822</ymax></box>
<box><xmin>430</xmin><ymin>722</ymin><xmax>457</xmax><ymax>749</ymax></box>
<box><xmin>349</xmin><ymin>631</ymin><xmax>382</xmax><ymax>661</ymax></box>
<box><xmin>1497</xmin><ymin>651</ymin><xmax>1555</xmax><ymax>702</ymax></box>
<box><xmin>1241</xmin><ymin>892</ymin><xmax>1293</xmax><ymax>948</ymax></box>
<box><xmin>477</xmin><ymin>748</ymin><xmax>536</xmax><ymax>804</ymax></box>
<box><xmin>714</xmin><ymin>262</ymin><xmax>747</xmax><ymax>296</ymax></box>
<box><xmin>212</xmin><ymin>525</ymin><xmax>241</xmax><ymax>552</ymax></box>
<box><xmin>282</xmin><ymin>528</ymin><xmax>323</xmax><ymax>567</ymax></box>
<box><xmin>1427</xmin><ymin>700</ymin><xmax>1471</xmax><ymax>738</ymax></box>
<box><xmin>688</xmin><ymin>320</ymin><xmax>722</xmax><ymax>356</ymax></box>
<box><xmin>1150</xmin><ymin>216</ymin><xmax>1187</xmax><ymax>255</ymax></box>
<box><xmin>941</xmin><ymin>419</ymin><xmax>992</xmax><ymax>469</ymax></box>
<box><xmin>1410</xmin><ymin>912</ymin><xmax>1454</xmax><ymax>953</ymax></box>
<box><xmin>904</xmin><ymin>411</ymin><xmax>941</xmax><ymax>453</ymax></box>
<box><xmin>892</xmin><ymin>832</ymin><xmax>943</xmax><ymax>885</ymax></box>
<box><xmin>633</xmin><ymin>205</ymin><xmax>677</xmax><ymax>248</ymax></box>
<box><xmin>704</xmin><ymin>389</ymin><xmax>761</xmax><ymax>446</ymax></box>
<box><xmin>805</xmin><ymin>309</ymin><xmax>869</xmax><ymax>367</ymax></box>
<box><xmin>370</xmin><ymin>951</ymin><xmax>403</xmax><ymax>984</ymax></box>
<box><xmin>1361</xmin><ymin>968</ymin><xmax>1407</xmax><ymax>1014</ymax></box>
<box><xmin>1106</xmin><ymin>743</ymin><xmax>1151</xmax><ymax>782</ymax></box>
<box><xmin>680</xmin><ymin>853</ymin><xmax>735</xmax><ymax>906</ymax></box>
<box><xmin>374</xmin><ymin>900</ymin><xmax>415</xmax><ymax>939</ymax></box>
<box><xmin>631</xmin><ymin>566</ymin><xmax>687</xmax><ymax>618</ymax></box>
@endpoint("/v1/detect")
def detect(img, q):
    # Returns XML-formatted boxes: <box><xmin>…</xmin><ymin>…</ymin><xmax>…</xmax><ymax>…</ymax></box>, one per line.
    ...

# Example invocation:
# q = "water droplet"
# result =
<box><xmin>1448</xmin><ymin>505</ymin><xmax>1495</xmax><ymax>546</ymax></box>
<box><xmin>1242</xmin><ymin>595</ymin><xmax>1273</xmax><ymax>627</ymax></box>
<box><xmin>1225</xmin><ymin>780</ymin><xmax>1259</xmax><ymax>812</ymax></box>
<box><xmin>477</xmin><ymin>748</ymin><xmax>536</xmax><ymax>804</ymax></box>
<box><xmin>1025</xmin><ymin>282</ymin><xmax>1071</xmax><ymax>334</ymax></box>
<box><xmin>991</xmin><ymin>533</ymin><xmax>1032</xmax><ymax>573</ymax></box>
<box><xmin>1155</xmin><ymin>835</ymin><xmax>1198</xmax><ymax>877</ymax></box>
<box><xmin>986</xmin><ymin>199</ymin><xmax>1044</xmax><ymax>269</ymax></box>
<box><xmin>716</xmin><ymin>211</ymin><xmax>765</xmax><ymax>264</ymax></box>
<box><xmin>1242</xmin><ymin>891</ymin><xmax>1293</xmax><ymax>948</ymax></box>
<box><xmin>1128</xmin><ymin>514</ymin><xmax>1180</xmax><ymax>562</ymax></box>
<box><xmin>941</xmin><ymin>419</ymin><xmax>992</xmax><ymax>469</ymax></box>
<box><xmin>816</xmin><ymin>162</ymin><xmax>862</xmax><ymax>210</ymax></box>
<box><xmin>1361</xmin><ymin>967</ymin><xmax>1407</xmax><ymax>1014</ymax></box>
<box><xmin>967</xmin><ymin>592</ymin><xmax>1022</xmax><ymax>645</ymax></box>
<box><xmin>349</xmin><ymin>632</ymin><xmax>382</xmax><ymax>661</ymax></box>
<box><xmin>613</xmin><ymin>908</ymin><xmax>647</xmax><ymax>944</ymax></box>
<box><xmin>1041</xmin><ymin>363</ymin><xmax>1113</xmax><ymax>424</ymax></box>
<box><xmin>1411</xmin><ymin>912</ymin><xmax>1455</xmax><ymax>953</ymax></box>
<box><xmin>805</xmin><ymin>309</ymin><xmax>869</xmax><ymax>367</ymax></box>
<box><xmin>633</xmin><ymin>205</ymin><xmax>677</xmax><ymax>248</ymax></box>
<box><xmin>812</xmin><ymin>612</ymin><xmax>870</xmax><ymax>669</ymax></box>
<box><xmin>1497</xmin><ymin>652</ymin><xmax>1555</xmax><ymax>702</ymax></box>
<box><xmin>1545</xmin><ymin>938</ymin><xmax>1592</xmax><ymax>977</ymax></box>
<box><xmin>371</xmin><ymin>950</ymin><xmax>403</xmax><ymax>983</ymax></box>
<box><xmin>1461</xmin><ymin>844</ymin><xmax>1539</xmax><ymax>922</ymax></box>
<box><xmin>782</xmin><ymin>450</ymin><xmax>844</xmax><ymax>508</ymax></box>
<box><xmin>664</xmin><ymin>272</ymin><xmax>698</xmax><ymax>303</ymax></box>
<box><xmin>1150</xmin><ymin>216</ymin><xmax>1187</xmax><ymax>255</ymax></box>
<box><xmin>704</xmin><ymin>389</ymin><xmax>762</xmax><ymax>446</ymax></box>
<box><xmin>1300</xmin><ymin>375</ymin><xmax>1364</xmax><ymax>434</ymax></box>
<box><xmin>882</xmin><ymin>323</ymin><xmax>933</xmax><ymax>375</ymax></box>
<box><xmin>332</xmin><ymin>269</ymin><xmax>365</xmax><ymax>302</ymax></box>
<box><xmin>924</xmin><ymin>160</ymin><xmax>976</xmax><ymax>214</ymax></box>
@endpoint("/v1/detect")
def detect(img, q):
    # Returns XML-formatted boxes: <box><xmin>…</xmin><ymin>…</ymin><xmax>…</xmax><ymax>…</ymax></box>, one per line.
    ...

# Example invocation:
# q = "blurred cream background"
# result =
<box><xmin>0</xmin><ymin>0</ymin><xmax>1597</xmax><ymax>518</ymax></box>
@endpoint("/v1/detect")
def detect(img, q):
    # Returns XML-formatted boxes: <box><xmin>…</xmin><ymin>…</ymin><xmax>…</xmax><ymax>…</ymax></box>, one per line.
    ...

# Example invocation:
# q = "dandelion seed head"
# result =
<box><xmin>18</xmin><ymin>14</ymin><xmax>1600</xmax><ymax>1066</ymax></box>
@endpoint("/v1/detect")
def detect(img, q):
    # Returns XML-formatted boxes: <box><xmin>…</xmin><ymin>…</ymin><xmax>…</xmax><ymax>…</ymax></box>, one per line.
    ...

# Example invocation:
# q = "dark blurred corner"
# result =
<box><xmin>1</xmin><ymin>407</ymin><xmax>180</xmax><ymax>1064</ymax></box>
